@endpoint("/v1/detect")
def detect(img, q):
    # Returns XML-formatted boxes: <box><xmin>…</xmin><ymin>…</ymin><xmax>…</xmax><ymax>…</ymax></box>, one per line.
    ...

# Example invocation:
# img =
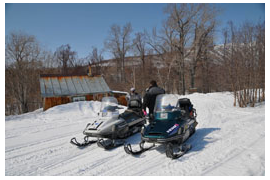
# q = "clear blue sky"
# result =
<box><xmin>5</xmin><ymin>3</ymin><xmax>265</xmax><ymax>60</ymax></box>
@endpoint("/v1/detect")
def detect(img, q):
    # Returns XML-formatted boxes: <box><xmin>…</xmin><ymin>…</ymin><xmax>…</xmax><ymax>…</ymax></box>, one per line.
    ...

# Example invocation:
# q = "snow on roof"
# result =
<box><xmin>111</xmin><ymin>90</ymin><xmax>128</xmax><ymax>95</ymax></box>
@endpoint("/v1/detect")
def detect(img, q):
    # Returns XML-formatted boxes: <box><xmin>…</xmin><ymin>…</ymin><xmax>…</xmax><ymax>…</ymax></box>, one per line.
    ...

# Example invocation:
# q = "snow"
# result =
<box><xmin>5</xmin><ymin>92</ymin><xmax>265</xmax><ymax>176</ymax></box>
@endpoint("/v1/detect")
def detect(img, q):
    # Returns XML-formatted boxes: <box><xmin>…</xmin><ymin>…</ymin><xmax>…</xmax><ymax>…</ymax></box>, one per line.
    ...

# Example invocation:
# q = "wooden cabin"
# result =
<box><xmin>39</xmin><ymin>73</ymin><xmax>112</xmax><ymax>111</ymax></box>
<box><xmin>39</xmin><ymin>73</ymin><xmax>128</xmax><ymax>111</ymax></box>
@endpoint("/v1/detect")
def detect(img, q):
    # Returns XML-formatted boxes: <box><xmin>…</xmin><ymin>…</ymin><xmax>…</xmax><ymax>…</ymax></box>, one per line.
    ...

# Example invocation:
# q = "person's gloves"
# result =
<box><xmin>142</xmin><ymin>109</ymin><xmax>147</xmax><ymax>116</ymax></box>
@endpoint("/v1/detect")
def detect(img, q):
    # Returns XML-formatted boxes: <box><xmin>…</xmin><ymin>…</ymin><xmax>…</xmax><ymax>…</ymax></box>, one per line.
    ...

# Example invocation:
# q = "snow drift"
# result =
<box><xmin>5</xmin><ymin>92</ymin><xmax>265</xmax><ymax>175</ymax></box>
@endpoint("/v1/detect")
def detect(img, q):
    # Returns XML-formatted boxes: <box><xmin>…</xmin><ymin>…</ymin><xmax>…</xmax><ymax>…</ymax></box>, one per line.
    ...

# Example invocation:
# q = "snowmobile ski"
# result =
<box><xmin>165</xmin><ymin>143</ymin><xmax>192</xmax><ymax>159</ymax></box>
<box><xmin>70</xmin><ymin>136</ymin><xmax>97</xmax><ymax>147</ymax></box>
<box><xmin>124</xmin><ymin>141</ymin><xmax>155</xmax><ymax>155</ymax></box>
<box><xmin>97</xmin><ymin>138</ymin><xmax>125</xmax><ymax>150</ymax></box>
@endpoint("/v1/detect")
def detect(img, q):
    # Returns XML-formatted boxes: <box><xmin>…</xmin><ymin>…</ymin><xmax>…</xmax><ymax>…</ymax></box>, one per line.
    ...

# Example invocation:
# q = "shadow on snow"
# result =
<box><xmin>125</xmin><ymin>127</ymin><xmax>221</xmax><ymax>158</ymax></box>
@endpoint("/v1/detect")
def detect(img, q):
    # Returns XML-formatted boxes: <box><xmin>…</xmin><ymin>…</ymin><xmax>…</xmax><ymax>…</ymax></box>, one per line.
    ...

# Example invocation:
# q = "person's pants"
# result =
<box><xmin>148</xmin><ymin>113</ymin><xmax>154</xmax><ymax>123</ymax></box>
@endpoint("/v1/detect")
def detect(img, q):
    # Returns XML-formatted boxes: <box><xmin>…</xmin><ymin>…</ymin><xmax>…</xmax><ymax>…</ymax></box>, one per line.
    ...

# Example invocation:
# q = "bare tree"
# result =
<box><xmin>199</xmin><ymin>35</ymin><xmax>216</xmax><ymax>93</ymax></box>
<box><xmin>105</xmin><ymin>23</ymin><xmax>133</xmax><ymax>82</ymax></box>
<box><xmin>54</xmin><ymin>44</ymin><xmax>77</xmax><ymax>74</ymax></box>
<box><xmin>5</xmin><ymin>32</ymin><xmax>42</xmax><ymax>114</ymax></box>
<box><xmin>164</xmin><ymin>4</ymin><xmax>219</xmax><ymax>94</ymax></box>
<box><xmin>132</xmin><ymin>30</ymin><xmax>149</xmax><ymax>87</ymax></box>
<box><xmin>147</xmin><ymin>26</ymin><xmax>177</xmax><ymax>93</ymax></box>
<box><xmin>219</xmin><ymin>21</ymin><xmax>265</xmax><ymax>107</ymax></box>
<box><xmin>189</xmin><ymin>4</ymin><xmax>217</xmax><ymax>89</ymax></box>
<box><xmin>163</xmin><ymin>3</ymin><xmax>202</xmax><ymax>94</ymax></box>
<box><xmin>88</xmin><ymin>47</ymin><xmax>104</xmax><ymax>75</ymax></box>
<box><xmin>255</xmin><ymin>21</ymin><xmax>265</xmax><ymax>102</ymax></box>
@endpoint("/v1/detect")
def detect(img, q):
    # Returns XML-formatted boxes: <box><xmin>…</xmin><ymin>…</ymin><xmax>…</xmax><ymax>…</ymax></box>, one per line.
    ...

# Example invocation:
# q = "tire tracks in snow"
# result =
<box><xmin>200</xmin><ymin>135</ymin><xmax>265</xmax><ymax>175</ymax></box>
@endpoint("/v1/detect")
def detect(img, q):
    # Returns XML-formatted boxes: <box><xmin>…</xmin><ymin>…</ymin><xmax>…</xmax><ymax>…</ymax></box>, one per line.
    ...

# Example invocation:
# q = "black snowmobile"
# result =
<box><xmin>70</xmin><ymin>96</ymin><xmax>146</xmax><ymax>149</ymax></box>
<box><xmin>124</xmin><ymin>94</ymin><xmax>198</xmax><ymax>159</ymax></box>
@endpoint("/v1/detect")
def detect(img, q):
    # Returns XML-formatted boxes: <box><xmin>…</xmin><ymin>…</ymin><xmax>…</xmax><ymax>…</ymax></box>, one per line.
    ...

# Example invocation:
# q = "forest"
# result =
<box><xmin>5</xmin><ymin>4</ymin><xmax>265</xmax><ymax>115</ymax></box>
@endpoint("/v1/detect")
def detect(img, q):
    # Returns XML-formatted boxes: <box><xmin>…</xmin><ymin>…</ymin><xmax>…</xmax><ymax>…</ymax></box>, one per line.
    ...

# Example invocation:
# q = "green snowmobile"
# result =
<box><xmin>124</xmin><ymin>94</ymin><xmax>198</xmax><ymax>159</ymax></box>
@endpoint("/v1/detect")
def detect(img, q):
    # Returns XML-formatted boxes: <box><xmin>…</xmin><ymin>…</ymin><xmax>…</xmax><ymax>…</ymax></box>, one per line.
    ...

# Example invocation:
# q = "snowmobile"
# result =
<box><xmin>124</xmin><ymin>94</ymin><xmax>198</xmax><ymax>159</ymax></box>
<box><xmin>70</xmin><ymin>96</ymin><xmax>146</xmax><ymax>149</ymax></box>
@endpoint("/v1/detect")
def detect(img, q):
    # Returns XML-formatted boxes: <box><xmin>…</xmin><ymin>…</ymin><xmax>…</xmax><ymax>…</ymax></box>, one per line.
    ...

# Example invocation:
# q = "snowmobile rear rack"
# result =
<box><xmin>70</xmin><ymin>136</ymin><xmax>97</xmax><ymax>147</ymax></box>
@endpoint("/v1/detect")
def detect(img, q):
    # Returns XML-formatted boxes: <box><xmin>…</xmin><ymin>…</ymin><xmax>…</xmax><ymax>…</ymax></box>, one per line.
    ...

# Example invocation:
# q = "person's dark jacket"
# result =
<box><xmin>142</xmin><ymin>85</ymin><xmax>165</xmax><ymax>115</ymax></box>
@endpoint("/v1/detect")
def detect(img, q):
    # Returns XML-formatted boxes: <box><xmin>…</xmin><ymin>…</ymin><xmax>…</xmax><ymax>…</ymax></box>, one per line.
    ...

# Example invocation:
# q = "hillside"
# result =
<box><xmin>5</xmin><ymin>92</ymin><xmax>265</xmax><ymax>175</ymax></box>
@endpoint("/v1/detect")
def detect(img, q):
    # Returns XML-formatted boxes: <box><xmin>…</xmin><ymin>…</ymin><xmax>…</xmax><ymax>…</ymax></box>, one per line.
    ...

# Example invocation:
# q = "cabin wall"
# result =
<box><xmin>111</xmin><ymin>93</ymin><xmax>128</xmax><ymax>106</ymax></box>
<box><xmin>43</xmin><ymin>97</ymin><xmax>71</xmax><ymax>111</ymax></box>
<box><xmin>43</xmin><ymin>93</ymin><xmax>107</xmax><ymax>111</ymax></box>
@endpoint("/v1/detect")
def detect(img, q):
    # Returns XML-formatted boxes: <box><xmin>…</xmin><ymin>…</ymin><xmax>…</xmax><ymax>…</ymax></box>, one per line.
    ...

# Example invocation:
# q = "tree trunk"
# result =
<box><xmin>190</xmin><ymin>65</ymin><xmax>196</xmax><ymax>89</ymax></box>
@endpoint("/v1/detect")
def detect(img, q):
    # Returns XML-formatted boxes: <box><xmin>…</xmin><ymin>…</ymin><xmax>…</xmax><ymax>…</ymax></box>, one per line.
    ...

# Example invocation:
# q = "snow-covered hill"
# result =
<box><xmin>5</xmin><ymin>92</ymin><xmax>265</xmax><ymax>175</ymax></box>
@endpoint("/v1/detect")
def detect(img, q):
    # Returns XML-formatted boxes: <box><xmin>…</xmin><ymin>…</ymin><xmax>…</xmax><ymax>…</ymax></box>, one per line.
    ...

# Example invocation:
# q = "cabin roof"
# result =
<box><xmin>39</xmin><ymin>74</ymin><xmax>111</xmax><ymax>98</ymax></box>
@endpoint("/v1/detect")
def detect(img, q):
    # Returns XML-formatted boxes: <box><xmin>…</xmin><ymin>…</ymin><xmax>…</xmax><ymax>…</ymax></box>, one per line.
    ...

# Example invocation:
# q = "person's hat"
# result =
<box><xmin>130</xmin><ymin>87</ymin><xmax>135</xmax><ymax>92</ymax></box>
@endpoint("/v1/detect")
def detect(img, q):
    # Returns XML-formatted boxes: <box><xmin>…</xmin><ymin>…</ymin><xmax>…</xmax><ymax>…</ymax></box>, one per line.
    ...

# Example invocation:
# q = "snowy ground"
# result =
<box><xmin>5</xmin><ymin>92</ymin><xmax>265</xmax><ymax>176</ymax></box>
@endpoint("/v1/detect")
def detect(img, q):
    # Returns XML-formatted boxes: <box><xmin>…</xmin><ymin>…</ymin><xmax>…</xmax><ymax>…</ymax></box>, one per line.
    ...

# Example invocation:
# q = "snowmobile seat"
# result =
<box><xmin>119</xmin><ymin>110</ymin><xmax>142</xmax><ymax>123</ymax></box>
<box><xmin>116</xmin><ymin>99</ymin><xmax>143</xmax><ymax>120</ymax></box>
<box><xmin>128</xmin><ymin>99</ymin><xmax>142</xmax><ymax>109</ymax></box>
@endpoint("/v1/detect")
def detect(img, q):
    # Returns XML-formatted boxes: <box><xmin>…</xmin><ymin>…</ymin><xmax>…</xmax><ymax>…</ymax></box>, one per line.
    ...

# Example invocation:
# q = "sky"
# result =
<box><xmin>5</xmin><ymin>3</ymin><xmax>265</xmax><ymax>60</ymax></box>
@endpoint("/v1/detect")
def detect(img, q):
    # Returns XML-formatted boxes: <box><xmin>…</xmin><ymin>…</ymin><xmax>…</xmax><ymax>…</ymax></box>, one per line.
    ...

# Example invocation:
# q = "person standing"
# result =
<box><xmin>126</xmin><ymin>88</ymin><xmax>141</xmax><ymax>103</ymax></box>
<box><xmin>142</xmin><ymin>80</ymin><xmax>165</xmax><ymax>120</ymax></box>
<box><xmin>129</xmin><ymin>88</ymin><xmax>141</xmax><ymax>102</ymax></box>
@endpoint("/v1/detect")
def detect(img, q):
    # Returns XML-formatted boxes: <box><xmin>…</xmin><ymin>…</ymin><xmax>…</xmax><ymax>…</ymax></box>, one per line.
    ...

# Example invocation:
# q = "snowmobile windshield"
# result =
<box><xmin>100</xmin><ymin>97</ymin><xmax>120</xmax><ymax>117</ymax></box>
<box><xmin>154</xmin><ymin>94</ymin><xmax>179</xmax><ymax>112</ymax></box>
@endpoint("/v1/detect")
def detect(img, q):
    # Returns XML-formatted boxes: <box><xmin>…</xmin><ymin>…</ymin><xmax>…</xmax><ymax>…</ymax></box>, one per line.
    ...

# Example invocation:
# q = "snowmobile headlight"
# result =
<box><xmin>160</xmin><ymin>112</ymin><xmax>168</xmax><ymax>119</ymax></box>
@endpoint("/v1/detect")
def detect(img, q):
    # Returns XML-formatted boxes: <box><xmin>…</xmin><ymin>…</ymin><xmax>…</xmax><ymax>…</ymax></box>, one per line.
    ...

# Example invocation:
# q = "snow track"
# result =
<box><xmin>5</xmin><ymin>93</ymin><xmax>265</xmax><ymax>175</ymax></box>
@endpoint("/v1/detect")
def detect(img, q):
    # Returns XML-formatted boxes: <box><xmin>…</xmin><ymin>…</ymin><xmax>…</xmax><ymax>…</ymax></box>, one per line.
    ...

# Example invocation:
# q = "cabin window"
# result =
<box><xmin>72</xmin><ymin>96</ymin><xmax>86</xmax><ymax>102</ymax></box>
